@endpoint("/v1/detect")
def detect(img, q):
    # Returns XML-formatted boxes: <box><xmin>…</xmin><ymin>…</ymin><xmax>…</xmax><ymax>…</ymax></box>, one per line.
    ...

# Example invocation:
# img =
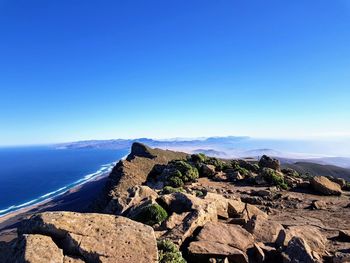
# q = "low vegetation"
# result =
<box><xmin>133</xmin><ymin>203</ymin><xmax>168</xmax><ymax>226</ymax></box>
<box><xmin>162</xmin><ymin>160</ymin><xmax>199</xmax><ymax>187</ymax></box>
<box><xmin>161</xmin><ymin>186</ymin><xmax>185</xmax><ymax>194</ymax></box>
<box><xmin>261</xmin><ymin>168</ymin><xmax>288</xmax><ymax>190</ymax></box>
<box><xmin>157</xmin><ymin>239</ymin><xmax>186</xmax><ymax>263</ymax></box>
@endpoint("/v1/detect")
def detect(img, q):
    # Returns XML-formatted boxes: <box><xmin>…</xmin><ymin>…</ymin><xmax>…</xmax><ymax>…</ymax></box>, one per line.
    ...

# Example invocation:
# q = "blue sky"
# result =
<box><xmin>0</xmin><ymin>0</ymin><xmax>349</xmax><ymax>145</ymax></box>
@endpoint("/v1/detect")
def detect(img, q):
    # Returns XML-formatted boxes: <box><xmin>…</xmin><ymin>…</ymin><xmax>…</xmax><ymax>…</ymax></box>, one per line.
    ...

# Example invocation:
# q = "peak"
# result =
<box><xmin>126</xmin><ymin>142</ymin><xmax>156</xmax><ymax>161</ymax></box>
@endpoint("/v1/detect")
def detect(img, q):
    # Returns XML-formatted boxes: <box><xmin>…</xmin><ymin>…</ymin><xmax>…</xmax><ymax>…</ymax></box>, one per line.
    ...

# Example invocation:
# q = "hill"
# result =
<box><xmin>283</xmin><ymin>162</ymin><xmax>350</xmax><ymax>181</ymax></box>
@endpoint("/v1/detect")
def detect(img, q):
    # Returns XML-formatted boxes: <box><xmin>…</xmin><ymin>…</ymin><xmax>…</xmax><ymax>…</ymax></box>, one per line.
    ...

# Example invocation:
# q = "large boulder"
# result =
<box><xmin>19</xmin><ymin>211</ymin><xmax>158</xmax><ymax>263</ymax></box>
<box><xmin>310</xmin><ymin>176</ymin><xmax>342</xmax><ymax>196</ymax></box>
<box><xmin>245</xmin><ymin>215</ymin><xmax>284</xmax><ymax>245</ymax></box>
<box><xmin>188</xmin><ymin>222</ymin><xmax>254</xmax><ymax>263</ymax></box>
<box><xmin>258</xmin><ymin>155</ymin><xmax>280</xmax><ymax>171</ymax></box>
<box><xmin>159</xmin><ymin>192</ymin><xmax>209</xmax><ymax>213</ymax></box>
<box><xmin>283</xmin><ymin>225</ymin><xmax>326</xmax><ymax>258</ymax></box>
<box><xmin>201</xmin><ymin>164</ymin><xmax>216</xmax><ymax>177</ymax></box>
<box><xmin>203</xmin><ymin>192</ymin><xmax>231</xmax><ymax>218</ymax></box>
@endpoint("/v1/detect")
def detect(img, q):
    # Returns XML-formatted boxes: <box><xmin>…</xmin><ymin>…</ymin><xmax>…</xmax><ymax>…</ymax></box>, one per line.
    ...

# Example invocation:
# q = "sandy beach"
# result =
<box><xmin>0</xmin><ymin>172</ymin><xmax>109</xmax><ymax>242</ymax></box>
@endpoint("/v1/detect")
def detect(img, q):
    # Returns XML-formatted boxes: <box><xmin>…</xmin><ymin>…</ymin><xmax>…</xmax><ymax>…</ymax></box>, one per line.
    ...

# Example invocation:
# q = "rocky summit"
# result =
<box><xmin>1</xmin><ymin>143</ymin><xmax>350</xmax><ymax>263</ymax></box>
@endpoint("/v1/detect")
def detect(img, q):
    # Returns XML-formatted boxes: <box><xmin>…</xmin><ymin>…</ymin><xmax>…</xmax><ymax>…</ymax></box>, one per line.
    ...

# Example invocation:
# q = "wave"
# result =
<box><xmin>0</xmin><ymin>155</ymin><xmax>127</xmax><ymax>217</ymax></box>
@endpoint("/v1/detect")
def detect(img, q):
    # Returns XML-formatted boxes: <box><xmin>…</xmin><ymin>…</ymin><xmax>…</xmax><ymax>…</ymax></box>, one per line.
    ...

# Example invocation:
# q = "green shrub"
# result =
<box><xmin>133</xmin><ymin>203</ymin><xmax>168</xmax><ymax>226</ymax></box>
<box><xmin>261</xmin><ymin>168</ymin><xmax>288</xmax><ymax>190</ymax></box>
<box><xmin>157</xmin><ymin>240</ymin><xmax>186</xmax><ymax>263</ymax></box>
<box><xmin>190</xmin><ymin>153</ymin><xmax>207</xmax><ymax>163</ymax></box>
<box><xmin>161</xmin><ymin>186</ymin><xmax>185</xmax><ymax>194</ymax></box>
<box><xmin>204</xmin><ymin>157</ymin><xmax>225</xmax><ymax>171</ymax></box>
<box><xmin>235</xmin><ymin>166</ymin><xmax>250</xmax><ymax>177</ymax></box>
<box><xmin>168</xmin><ymin>174</ymin><xmax>184</xmax><ymax>188</ymax></box>
<box><xmin>164</xmin><ymin>160</ymin><xmax>199</xmax><ymax>187</ymax></box>
<box><xmin>282</xmin><ymin>168</ymin><xmax>300</xmax><ymax>177</ymax></box>
<box><xmin>238</xmin><ymin>160</ymin><xmax>260</xmax><ymax>173</ymax></box>
<box><xmin>172</xmin><ymin>160</ymin><xmax>199</xmax><ymax>181</ymax></box>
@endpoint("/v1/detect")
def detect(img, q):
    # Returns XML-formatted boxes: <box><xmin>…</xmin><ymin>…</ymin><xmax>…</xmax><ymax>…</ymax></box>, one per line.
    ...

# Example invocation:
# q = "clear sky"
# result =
<box><xmin>0</xmin><ymin>0</ymin><xmax>349</xmax><ymax>146</ymax></box>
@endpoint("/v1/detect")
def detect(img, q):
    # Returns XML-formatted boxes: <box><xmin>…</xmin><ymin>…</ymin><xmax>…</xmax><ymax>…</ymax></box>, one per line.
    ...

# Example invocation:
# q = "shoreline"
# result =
<box><xmin>0</xmin><ymin>153</ymin><xmax>128</xmax><ymax>229</ymax></box>
<box><xmin>0</xmin><ymin>170</ymin><xmax>111</xmax><ymax>242</ymax></box>
<box><xmin>0</xmin><ymin>161</ymin><xmax>117</xmax><ymax>217</ymax></box>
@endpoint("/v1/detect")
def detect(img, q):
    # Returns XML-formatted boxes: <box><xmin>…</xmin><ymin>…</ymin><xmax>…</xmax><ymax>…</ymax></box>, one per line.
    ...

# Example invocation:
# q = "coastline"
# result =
<box><xmin>0</xmin><ymin>171</ymin><xmax>109</xmax><ymax>242</ymax></box>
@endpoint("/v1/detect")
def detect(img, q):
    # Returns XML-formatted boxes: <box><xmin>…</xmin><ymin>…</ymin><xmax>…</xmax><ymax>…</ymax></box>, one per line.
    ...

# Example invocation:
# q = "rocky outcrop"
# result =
<box><xmin>310</xmin><ymin>176</ymin><xmax>342</xmax><ymax>196</ymax></box>
<box><xmin>18</xmin><ymin>212</ymin><xmax>158</xmax><ymax>263</ymax></box>
<box><xmin>258</xmin><ymin>155</ymin><xmax>280</xmax><ymax>171</ymax></box>
<box><xmin>93</xmin><ymin>143</ymin><xmax>187</xmax><ymax>213</ymax></box>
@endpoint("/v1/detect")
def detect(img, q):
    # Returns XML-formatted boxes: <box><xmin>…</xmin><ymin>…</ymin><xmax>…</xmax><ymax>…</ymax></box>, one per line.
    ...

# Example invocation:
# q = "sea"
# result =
<box><xmin>0</xmin><ymin>146</ymin><xmax>129</xmax><ymax>216</ymax></box>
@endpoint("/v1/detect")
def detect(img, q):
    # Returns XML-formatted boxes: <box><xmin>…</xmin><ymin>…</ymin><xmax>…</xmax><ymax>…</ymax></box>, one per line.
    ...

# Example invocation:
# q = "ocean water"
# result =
<box><xmin>0</xmin><ymin>146</ymin><xmax>129</xmax><ymax>216</ymax></box>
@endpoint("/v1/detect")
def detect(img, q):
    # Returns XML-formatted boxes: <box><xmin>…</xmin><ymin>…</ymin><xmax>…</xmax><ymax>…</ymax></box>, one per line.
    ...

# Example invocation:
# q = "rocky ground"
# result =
<box><xmin>0</xmin><ymin>142</ymin><xmax>350</xmax><ymax>263</ymax></box>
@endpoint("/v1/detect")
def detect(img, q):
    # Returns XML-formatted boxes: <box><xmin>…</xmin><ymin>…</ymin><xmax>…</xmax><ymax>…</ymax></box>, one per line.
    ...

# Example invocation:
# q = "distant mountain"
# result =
<box><xmin>56</xmin><ymin>136</ymin><xmax>350</xmax><ymax>167</ymax></box>
<box><xmin>283</xmin><ymin>162</ymin><xmax>350</xmax><ymax>181</ymax></box>
<box><xmin>55</xmin><ymin>136</ymin><xmax>249</xmax><ymax>151</ymax></box>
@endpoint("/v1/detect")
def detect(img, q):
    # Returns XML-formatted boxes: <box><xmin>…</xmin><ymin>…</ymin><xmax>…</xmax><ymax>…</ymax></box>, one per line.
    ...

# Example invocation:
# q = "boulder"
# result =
<box><xmin>159</xmin><ymin>192</ymin><xmax>209</xmax><ymax>213</ymax></box>
<box><xmin>160</xmin><ymin>201</ymin><xmax>217</xmax><ymax>245</ymax></box>
<box><xmin>283</xmin><ymin>225</ymin><xmax>326</xmax><ymax>257</ymax></box>
<box><xmin>195</xmin><ymin>222</ymin><xmax>254</xmax><ymax>251</ymax></box>
<box><xmin>213</xmin><ymin>171</ymin><xmax>227</xmax><ymax>182</ymax></box>
<box><xmin>310</xmin><ymin>176</ymin><xmax>342</xmax><ymax>196</ymax></box>
<box><xmin>310</xmin><ymin>200</ymin><xmax>327</xmax><ymax>210</ymax></box>
<box><xmin>201</xmin><ymin>164</ymin><xmax>216</xmax><ymax>177</ymax></box>
<box><xmin>283</xmin><ymin>237</ymin><xmax>316</xmax><ymax>263</ymax></box>
<box><xmin>164</xmin><ymin>212</ymin><xmax>190</xmax><ymax>230</ymax></box>
<box><xmin>19</xmin><ymin>211</ymin><xmax>158</xmax><ymax>263</ymax></box>
<box><xmin>203</xmin><ymin>192</ymin><xmax>231</xmax><ymax>218</ymax></box>
<box><xmin>188</xmin><ymin>241</ymin><xmax>248</xmax><ymax>263</ymax></box>
<box><xmin>331</xmin><ymin>177</ymin><xmax>347</xmax><ymax>188</ymax></box>
<box><xmin>245</xmin><ymin>215</ymin><xmax>284</xmax><ymax>244</ymax></box>
<box><xmin>117</xmin><ymin>185</ymin><xmax>158</xmax><ymax>215</ymax></box>
<box><xmin>226</xmin><ymin>169</ymin><xmax>245</xmax><ymax>181</ymax></box>
<box><xmin>188</xmin><ymin>222</ymin><xmax>254</xmax><ymax>263</ymax></box>
<box><xmin>228</xmin><ymin>199</ymin><xmax>268</xmax><ymax>220</ymax></box>
<box><xmin>258</xmin><ymin>155</ymin><xmax>280</xmax><ymax>171</ymax></box>
<box><xmin>12</xmin><ymin>234</ymin><xmax>64</xmax><ymax>263</ymax></box>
